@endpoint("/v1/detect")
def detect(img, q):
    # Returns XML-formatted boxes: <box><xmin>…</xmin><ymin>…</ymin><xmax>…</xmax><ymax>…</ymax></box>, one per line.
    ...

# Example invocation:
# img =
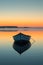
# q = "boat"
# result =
<box><xmin>13</xmin><ymin>33</ymin><xmax>31</xmax><ymax>42</ymax></box>
<box><xmin>13</xmin><ymin>33</ymin><xmax>31</xmax><ymax>54</ymax></box>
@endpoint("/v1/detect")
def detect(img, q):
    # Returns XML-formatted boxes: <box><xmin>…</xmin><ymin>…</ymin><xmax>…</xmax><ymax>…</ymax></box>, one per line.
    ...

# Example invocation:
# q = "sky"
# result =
<box><xmin>0</xmin><ymin>0</ymin><xmax>43</xmax><ymax>27</ymax></box>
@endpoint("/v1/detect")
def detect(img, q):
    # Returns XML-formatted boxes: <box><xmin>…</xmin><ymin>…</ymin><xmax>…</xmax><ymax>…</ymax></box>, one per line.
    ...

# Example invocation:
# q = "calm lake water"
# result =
<box><xmin>0</xmin><ymin>30</ymin><xmax>43</xmax><ymax>65</ymax></box>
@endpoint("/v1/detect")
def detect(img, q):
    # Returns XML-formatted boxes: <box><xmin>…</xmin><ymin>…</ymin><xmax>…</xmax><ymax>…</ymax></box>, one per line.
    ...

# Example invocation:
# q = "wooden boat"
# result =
<box><xmin>13</xmin><ymin>33</ymin><xmax>31</xmax><ymax>41</ymax></box>
<box><xmin>13</xmin><ymin>33</ymin><xmax>31</xmax><ymax>53</ymax></box>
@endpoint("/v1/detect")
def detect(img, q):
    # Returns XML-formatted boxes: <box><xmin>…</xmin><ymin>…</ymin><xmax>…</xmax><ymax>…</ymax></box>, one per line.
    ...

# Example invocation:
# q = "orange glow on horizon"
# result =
<box><xmin>0</xmin><ymin>15</ymin><xmax>43</xmax><ymax>27</ymax></box>
<box><xmin>0</xmin><ymin>20</ymin><xmax>43</xmax><ymax>27</ymax></box>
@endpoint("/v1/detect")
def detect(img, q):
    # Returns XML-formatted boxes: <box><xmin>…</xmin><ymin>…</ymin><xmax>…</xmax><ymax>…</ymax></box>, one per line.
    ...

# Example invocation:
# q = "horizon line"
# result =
<box><xmin>0</xmin><ymin>26</ymin><xmax>43</xmax><ymax>28</ymax></box>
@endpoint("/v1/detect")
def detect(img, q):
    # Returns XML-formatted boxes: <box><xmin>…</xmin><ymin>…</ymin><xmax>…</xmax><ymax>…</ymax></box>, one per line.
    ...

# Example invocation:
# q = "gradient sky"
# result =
<box><xmin>0</xmin><ymin>0</ymin><xmax>43</xmax><ymax>27</ymax></box>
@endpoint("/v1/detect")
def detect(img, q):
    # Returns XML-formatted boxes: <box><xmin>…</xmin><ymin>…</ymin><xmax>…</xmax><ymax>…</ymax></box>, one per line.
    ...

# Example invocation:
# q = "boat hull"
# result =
<box><xmin>13</xmin><ymin>33</ymin><xmax>31</xmax><ymax>42</ymax></box>
<box><xmin>13</xmin><ymin>35</ymin><xmax>31</xmax><ymax>41</ymax></box>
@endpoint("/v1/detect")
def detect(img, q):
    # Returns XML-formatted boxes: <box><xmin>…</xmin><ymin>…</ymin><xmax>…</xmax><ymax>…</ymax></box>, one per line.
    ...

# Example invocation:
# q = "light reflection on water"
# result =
<box><xmin>0</xmin><ymin>30</ymin><xmax>43</xmax><ymax>65</ymax></box>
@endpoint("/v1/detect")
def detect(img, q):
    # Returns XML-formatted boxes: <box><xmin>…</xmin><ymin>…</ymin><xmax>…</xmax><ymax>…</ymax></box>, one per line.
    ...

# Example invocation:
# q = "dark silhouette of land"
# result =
<box><xmin>0</xmin><ymin>26</ymin><xmax>18</xmax><ymax>28</ymax></box>
<box><xmin>0</xmin><ymin>26</ymin><xmax>43</xmax><ymax>31</ymax></box>
<box><xmin>0</xmin><ymin>26</ymin><xmax>43</xmax><ymax>29</ymax></box>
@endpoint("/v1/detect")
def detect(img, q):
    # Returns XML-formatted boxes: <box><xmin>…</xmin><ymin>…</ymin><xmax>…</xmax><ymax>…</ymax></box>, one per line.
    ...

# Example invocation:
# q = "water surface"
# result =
<box><xmin>0</xmin><ymin>30</ymin><xmax>43</xmax><ymax>65</ymax></box>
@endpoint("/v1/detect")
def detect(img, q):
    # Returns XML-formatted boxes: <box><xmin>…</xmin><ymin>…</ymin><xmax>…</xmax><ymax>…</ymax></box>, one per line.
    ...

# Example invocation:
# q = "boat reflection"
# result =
<box><xmin>13</xmin><ymin>40</ymin><xmax>31</xmax><ymax>54</ymax></box>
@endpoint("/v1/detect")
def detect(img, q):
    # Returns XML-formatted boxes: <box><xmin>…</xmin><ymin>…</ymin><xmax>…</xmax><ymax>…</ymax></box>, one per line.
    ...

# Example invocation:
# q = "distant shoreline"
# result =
<box><xmin>0</xmin><ymin>26</ymin><xmax>43</xmax><ymax>31</ymax></box>
<box><xmin>0</xmin><ymin>26</ymin><xmax>43</xmax><ymax>28</ymax></box>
